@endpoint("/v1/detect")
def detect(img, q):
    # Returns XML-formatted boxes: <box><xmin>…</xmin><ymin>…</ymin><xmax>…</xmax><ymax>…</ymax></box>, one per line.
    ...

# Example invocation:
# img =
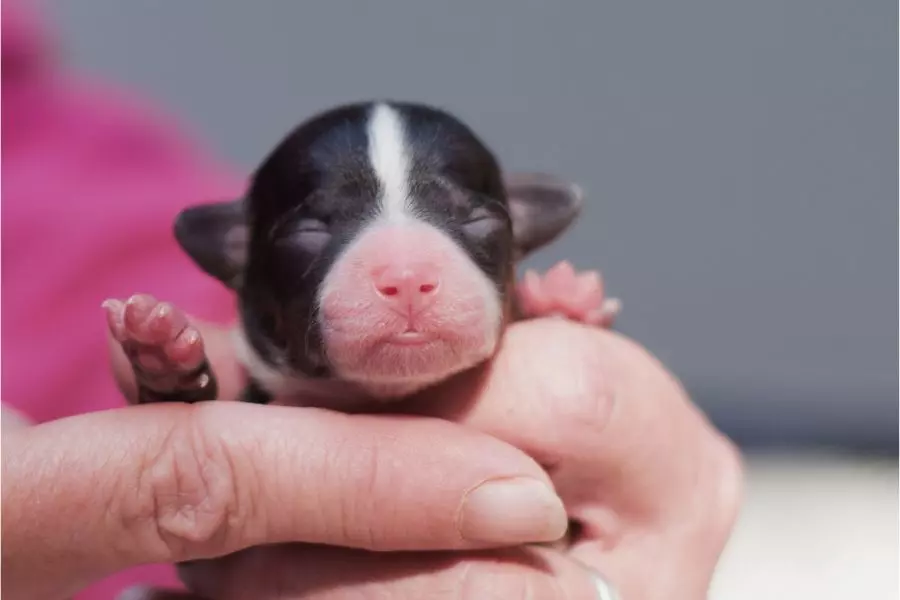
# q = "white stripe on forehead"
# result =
<box><xmin>367</xmin><ymin>103</ymin><xmax>413</xmax><ymax>220</ymax></box>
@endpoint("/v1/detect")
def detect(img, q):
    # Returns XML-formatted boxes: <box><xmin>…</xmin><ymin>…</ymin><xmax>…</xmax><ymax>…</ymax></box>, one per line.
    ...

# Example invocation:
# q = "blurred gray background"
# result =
<box><xmin>47</xmin><ymin>0</ymin><xmax>897</xmax><ymax>451</ymax></box>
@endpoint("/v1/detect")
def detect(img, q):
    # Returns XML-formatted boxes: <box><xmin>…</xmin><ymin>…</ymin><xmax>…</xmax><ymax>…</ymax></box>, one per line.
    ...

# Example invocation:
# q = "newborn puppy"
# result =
<box><xmin>105</xmin><ymin>101</ymin><xmax>620</xmax><ymax>408</ymax></box>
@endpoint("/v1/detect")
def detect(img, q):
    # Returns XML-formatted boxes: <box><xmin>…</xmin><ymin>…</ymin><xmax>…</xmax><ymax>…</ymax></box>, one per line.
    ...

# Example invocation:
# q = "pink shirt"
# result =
<box><xmin>2</xmin><ymin>1</ymin><xmax>243</xmax><ymax>597</ymax></box>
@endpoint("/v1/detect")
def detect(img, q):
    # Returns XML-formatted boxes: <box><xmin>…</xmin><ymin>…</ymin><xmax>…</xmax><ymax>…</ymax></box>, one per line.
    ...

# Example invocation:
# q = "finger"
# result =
<box><xmin>416</xmin><ymin>319</ymin><xmax>724</xmax><ymax>488</ymax></box>
<box><xmin>409</xmin><ymin>320</ymin><xmax>629</xmax><ymax>546</ymax></box>
<box><xmin>410</xmin><ymin>319</ymin><xmax>623</xmax><ymax>471</ymax></box>
<box><xmin>179</xmin><ymin>544</ymin><xmax>609</xmax><ymax>600</ymax></box>
<box><xmin>2</xmin><ymin>401</ymin><xmax>567</xmax><ymax>599</ymax></box>
<box><xmin>108</xmin><ymin>317</ymin><xmax>245</xmax><ymax>403</ymax></box>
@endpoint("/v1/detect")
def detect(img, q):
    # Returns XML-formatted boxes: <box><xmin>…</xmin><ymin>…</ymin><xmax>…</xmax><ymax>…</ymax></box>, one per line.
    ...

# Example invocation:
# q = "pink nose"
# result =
<box><xmin>373</xmin><ymin>263</ymin><xmax>440</xmax><ymax>314</ymax></box>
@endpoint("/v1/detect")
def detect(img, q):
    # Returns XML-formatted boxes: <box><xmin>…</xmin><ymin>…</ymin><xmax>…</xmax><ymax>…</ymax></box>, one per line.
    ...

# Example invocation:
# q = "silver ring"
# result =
<box><xmin>587</xmin><ymin>568</ymin><xmax>621</xmax><ymax>600</ymax></box>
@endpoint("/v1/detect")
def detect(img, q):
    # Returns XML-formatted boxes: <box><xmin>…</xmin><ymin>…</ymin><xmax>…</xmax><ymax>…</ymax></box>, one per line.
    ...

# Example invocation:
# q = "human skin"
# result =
<box><xmin>113</xmin><ymin>317</ymin><xmax>744</xmax><ymax>600</ymax></box>
<box><xmin>2</xmin><ymin>322</ymin><xmax>579</xmax><ymax>600</ymax></box>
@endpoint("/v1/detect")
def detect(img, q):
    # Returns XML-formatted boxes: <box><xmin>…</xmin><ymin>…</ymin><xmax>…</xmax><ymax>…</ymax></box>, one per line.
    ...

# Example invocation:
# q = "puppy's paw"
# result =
<box><xmin>104</xmin><ymin>294</ymin><xmax>214</xmax><ymax>402</ymax></box>
<box><xmin>517</xmin><ymin>261</ymin><xmax>620</xmax><ymax>327</ymax></box>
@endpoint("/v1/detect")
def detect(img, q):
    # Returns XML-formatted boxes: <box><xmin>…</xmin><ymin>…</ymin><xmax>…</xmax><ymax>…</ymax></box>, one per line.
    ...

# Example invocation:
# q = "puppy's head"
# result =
<box><xmin>175</xmin><ymin>101</ymin><xmax>582</xmax><ymax>397</ymax></box>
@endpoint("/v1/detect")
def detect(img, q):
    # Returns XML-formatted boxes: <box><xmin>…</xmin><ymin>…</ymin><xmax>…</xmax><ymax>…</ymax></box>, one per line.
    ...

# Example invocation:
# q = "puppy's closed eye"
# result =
<box><xmin>274</xmin><ymin>218</ymin><xmax>332</xmax><ymax>255</ymax></box>
<box><xmin>462</xmin><ymin>207</ymin><xmax>505</xmax><ymax>239</ymax></box>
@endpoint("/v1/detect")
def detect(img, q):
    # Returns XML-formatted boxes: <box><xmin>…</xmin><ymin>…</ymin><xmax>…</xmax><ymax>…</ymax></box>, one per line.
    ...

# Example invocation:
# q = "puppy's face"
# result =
<box><xmin>176</xmin><ymin>101</ymin><xmax>583</xmax><ymax>396</ymax></box>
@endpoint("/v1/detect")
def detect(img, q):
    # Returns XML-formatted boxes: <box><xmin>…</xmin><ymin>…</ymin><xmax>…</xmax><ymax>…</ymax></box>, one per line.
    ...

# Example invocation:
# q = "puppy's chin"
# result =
<box><xmin>321</xmin><ymin>319</ymin><xmax>501</xmax><ymax>399</ymax></box>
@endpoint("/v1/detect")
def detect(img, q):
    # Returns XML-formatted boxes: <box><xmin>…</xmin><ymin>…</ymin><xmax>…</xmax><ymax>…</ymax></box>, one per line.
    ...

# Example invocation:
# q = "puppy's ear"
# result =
<box><xmin>174</xmin><ymin>199</ymin><xmax>248</xmax><ymax>288</ymax></box>
<box><xmin>505</xmin><ymin>172</ymin><xmax>584</xmax><ymax>257</ymax></box>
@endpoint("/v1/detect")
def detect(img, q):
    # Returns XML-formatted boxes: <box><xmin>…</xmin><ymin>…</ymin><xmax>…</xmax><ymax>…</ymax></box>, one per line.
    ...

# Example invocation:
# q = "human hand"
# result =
<box><xmin>124</xmin><ymin>318</ymin><xmax>742</xmax><ymax>600</ymax></box>
<box><xmin>1</xmin><ymin>326</ymin><xmax>570</xmax><ymax>600</ymax></box>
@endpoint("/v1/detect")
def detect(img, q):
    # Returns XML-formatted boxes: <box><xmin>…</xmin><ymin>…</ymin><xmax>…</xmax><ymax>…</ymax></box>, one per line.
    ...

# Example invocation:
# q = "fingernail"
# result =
<box><xmin>459</xmin><ymin>477</ymin><xmax>568</xmax><ymax>544</ymax></box>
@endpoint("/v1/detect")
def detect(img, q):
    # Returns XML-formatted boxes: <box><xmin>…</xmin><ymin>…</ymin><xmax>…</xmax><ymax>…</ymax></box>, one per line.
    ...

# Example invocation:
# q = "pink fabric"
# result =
<box><xmin>2</xmin><ymin>1</ymin><xmax>245</xmax><ymax>597</ymax></box>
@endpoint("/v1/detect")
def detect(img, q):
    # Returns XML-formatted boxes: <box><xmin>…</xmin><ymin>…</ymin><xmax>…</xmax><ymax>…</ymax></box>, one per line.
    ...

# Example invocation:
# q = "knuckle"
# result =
<box><xmin>128</xmin><ymin>407</ymin><xmax>250</xmax><ymax>560</ymax></box>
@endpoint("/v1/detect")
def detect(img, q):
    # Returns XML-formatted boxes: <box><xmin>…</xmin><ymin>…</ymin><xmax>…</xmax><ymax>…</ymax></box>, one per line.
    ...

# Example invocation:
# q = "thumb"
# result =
<box><xmin>2</xmin><ymin>401</ymin><xmax>567</xmax><ymax>600</ymax></box>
